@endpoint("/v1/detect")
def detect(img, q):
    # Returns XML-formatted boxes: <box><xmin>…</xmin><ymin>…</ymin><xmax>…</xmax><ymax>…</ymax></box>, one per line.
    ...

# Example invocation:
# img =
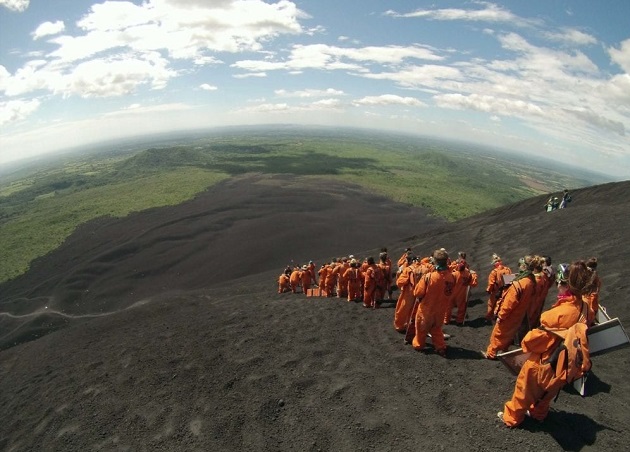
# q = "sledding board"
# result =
<box><xmin>306</xmin><ymin>288</ymin><xmax>323</xmax><ymax>297</ymax></box>
<box><xmin>588</xmin><ymin>317</ymin><xmax>630</xmax><ymax>356</ymax></box>
<box><xmin>502</xmin><ymin>273</ymin><xmax>515</xmax><ymax>286</ymax></box>
<box><xmin>497</xmin><ymin>348</ymin><xmax>532</xmax><ymax>376</ymax></box>
<box><xmin>497</xmin><ymin>316</ymin><xmax>630</xmax><ymax>395</ymax></box>
<box><xmin>597</xmin><ymin>305</ymin><xmax>611</xmax><ymax>324</ymax></box>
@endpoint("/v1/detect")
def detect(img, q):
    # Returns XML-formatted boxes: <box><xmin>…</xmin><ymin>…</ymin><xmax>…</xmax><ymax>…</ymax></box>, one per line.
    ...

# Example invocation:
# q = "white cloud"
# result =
<box><xmin>0</xmin><ymin>0</ymin><xmax>29</xmax><ymax>12</ymax></box>
<box><xmin>434</xmin><ymin>93</ymin><xmax>544</xmax><ymax>117</ymax></box>
<box><xmin>200</xmin><ymin>83</ymin><xmax>218</xmax><ymax>91</ymax></box>
<box><xmin>103</xmin><ymin>102</ymin><xmax>193</xmax><ymax>117</ymax></box>
<box><xmin>0</xmin><ymin>98</ymin><xmax>40</xmax><ymax>125</ymax></box>
<box><xmin>274</xmin><ymin>88</ymin><xmax>344</xmax><ymax>98</ymax></box>
<box><xmin>353</xmin><ymin>94</ymin><xmax>426</xmax><ymax>107</ymax></box>
<box><xmin>542</xmin><ymin>28</ymin><xmax>597</xmax><ymax>46</ymax></box>
<box><xmin>64</xmin><ymin>53</ymin><xmax>177</xmax><ymax>98</ymax></box>
<box><xmin>609</xmin><ymin>39</ymin><xmax>630</xmax><ymax>73</ymax></box>
<box><xmin>385</xmin><ymin>2</ymin><xmax>541</xmax><ymax>27</ymax></box>
<box><xmin>564</xmin><ymin>108</ymin><xmax>625</xmax><ymax>136</ymax></box>
<box><xmin>233</xmin><ymin>72</ymin><xmax>267</xmax><ymax>78</ymax></box>
<box><xmin>32</xmin><ymin>21</ymin><xmax>65</xmax><ymax>40</ymax></box>
<box><xmin>232</xmin><ymin>43</ymin><xmax>443</xmax><ymax>74</ymax></box>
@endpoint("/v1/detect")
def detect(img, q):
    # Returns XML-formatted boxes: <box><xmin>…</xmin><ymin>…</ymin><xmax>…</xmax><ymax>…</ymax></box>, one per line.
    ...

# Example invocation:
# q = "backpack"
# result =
<box><xmin>543</xmin><ymin>322</ymin><xmax>591</xmax><ymax>384</ymax></box>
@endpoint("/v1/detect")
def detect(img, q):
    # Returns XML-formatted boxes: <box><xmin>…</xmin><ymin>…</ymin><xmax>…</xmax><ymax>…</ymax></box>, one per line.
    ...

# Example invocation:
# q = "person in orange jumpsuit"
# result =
<box><xmin>363</xmin><ymin>257</ymin><xmax>380</xmax><ymax>308</ymax></box>
<box><xmin>300</xmin><ymin>265</ymin><xmax>313</xmax><ymax>292</ymax></box>
<box><xmin>394</xmin><ymin>254</ymin><xmax>416</xmax><ymax>332</ymax></box>
<box><xmin>444</xmin><ymin>260</ymin><xmax>475</xmax><ymax>326</ymax></box>
<box><xmin>334</xmin><ymin>257</ymin><xmax>350</xmax><ymax>299</ymax></box>
<box><xmin>582</xmin><ymin>257</ymin><xmax>601</xmax><ymax>319</ymax></box>
<box><xmin>343</xmin><ymin>259</ymin><xmax>363</xmax><ymax>302</ymax></box>
<box><xmin>289</xmin><ymin>266</ymin><xmax>302</xmax><ymax>293</ymax></box>
<box><xmin>411</xmin><ymin>249</ymin><xmax>455</xmax><ymax>356</ymax></box>
<box><xmin>375</xmin><ymin>253</ymin><xmax>390</xmax><ymax>302</ymax></box>
<box><xmin>325</xmin><ymin>258</ymin><xmax>339</xmax><ymax>297</ymax></box>
<box><xmin>528</xmin><ymin>259</ymin><xmax>553</xmax><ymax>329</ymax></box>
<box><xmin>397</xmin><ymin>248</ymin><xmax>413</xmax><ymax>270</ymax></box>
<box><xmin>485</xmin><ymin>254</ymin><xmax>512</xmax><ymax>322</ymax></box>
<box><xmin>318</xmin><ymin>264</ymin><xmax>328</xmax><ymax>292</ymax></box>
<box><xmin>307</xmin><ymin>260</ymin><xmax>317</xmax><ymax>286</ymax></box>
<box><xmin>499</xmin><ymin>261</ymin><xmax>595</xmax><ymax>427</ymax></box>
<box><xmin>483</xmin><ymin>255</ymin><xmax>540</xmax><ymax>359</ymax></box>
<box><xmin>278</xmin><ymin>271</ymin><xmax>291</xmax><ymax>293</ymax></box>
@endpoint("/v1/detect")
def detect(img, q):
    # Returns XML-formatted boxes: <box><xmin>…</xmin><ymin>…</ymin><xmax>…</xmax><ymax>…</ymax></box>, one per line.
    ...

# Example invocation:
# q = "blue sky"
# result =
<box><xmin>1</xmin><ymin>0</ymin><xmax>629</xmax><ymax>178</ymax></box>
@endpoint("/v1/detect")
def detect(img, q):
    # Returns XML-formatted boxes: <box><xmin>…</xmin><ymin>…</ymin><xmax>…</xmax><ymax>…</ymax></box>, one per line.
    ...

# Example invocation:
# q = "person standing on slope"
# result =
<box><xmin>482</xmin><ymin>255</ymin><xmax>541</xmax><ymax>360</ymax></box>
<box><xmin>363</xmin><ymin>257</ymin><xmax>380</xmax><ymax>309</ymax></box>
<box><xmin>485</xmin><ymin>254</ymin><xmax>512</xmax><ymax>322</ymax></box>
<box><xmin>411</xmin><ymin>249</ymin><xmax>455</xmax><ymax>357</ymax></box>
<box><xmin>344</xmin><ymin>259</ymin><xmax>363</xmax><ymax>302</ymax></box>
<box><xmin>393</xmin><ymin>254</ymin><xmax>417</xmax><ymax>333</ymax></box>
<box><xmin>444</xmin><ymin>260</ymin><xmax>476</xmax><ymax>326</ymax></box>
<box><xmin>582</xmin><ymin>257</ymin><xmax>601</xmax><ymax>322</ymax></box>
<box><xmin>498</xmin><ymin>261</ymin><xmax>595</xmax><ymax>427</ymax></box>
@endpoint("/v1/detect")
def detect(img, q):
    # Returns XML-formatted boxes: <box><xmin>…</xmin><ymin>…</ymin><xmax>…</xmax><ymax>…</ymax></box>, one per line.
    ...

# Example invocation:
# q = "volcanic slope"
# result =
<box><xmin>1</xmin><ymin>174</ymin><xmax>629</xmax><ymax>452</ymax></box>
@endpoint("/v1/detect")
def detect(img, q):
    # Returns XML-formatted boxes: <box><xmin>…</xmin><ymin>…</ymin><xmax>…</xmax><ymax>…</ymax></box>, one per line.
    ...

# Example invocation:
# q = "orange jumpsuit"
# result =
<box><xmin>485</xmin><ymin>274</ymin><xmax>535</xmax><ymax>359</ymax></box>
<box><xmin>363</xmin><ymin>264</ymin><xmax>379</xmax><ymax>308</ymax></box>
<box><xmin>335</xmin><ymin>262</ymin><xmax>350</xmax><ymax>298</ymax></box>
<box><xmin>344</xmin><ymin>266</ymin><xmax>362</xmax><ymax>302</ymax></box>
<box><xmin>318</xmin><ymin>266</ymin><xmax>328</xmax><ymax>292</ymax></box>
<box><xmin>486</xmin><ymin>263</ymin><xmax>512</xmax><ymax>321</ymax></box>
<box><xmin>289</xmin><ymin>269</ymin><xmax>302</xmax><ymax>293</ymax></box>
<box><xmin>394</xmin><ymin>265</ymin><xmax>416</xmax><ymax>332</ymax></box>
<box><xmin>325</xmin><ymin>263</ymin><xmax>338</xmax><ymax>297</ymax></box>
<box><xmin>278</xmin><ymin>273</ymin><xmax>290</xmax><ymax>293</ymax></box>
<box><xmin>528</xmin><ymin>271</ymin><xmax>552</xmax><ymax>329</ymax></box>
<box><xmin>582</xmin><ymin>273</ymin><xmax>601</xmax><ymax>319</ymax></box>
<box><xmin>300</xmin><ymin>268</ymin><xmax>313</xmax><ymax>292</ymax></box>
<box><xmin>308</xmin><ymin>262</ymin><xmax>317</xmax><ymax>285</ymax></box>
<box><xmin>444</xmin><ymin>267</ymin><xmax>472</xmax><ymax>325</ymax></box>
<box><xmin>501</xmin><ymin>294</ymin><xmax>592</xmax><ymax>427</ymax></box>
<box><xmin>412</xmin><ymin>269</ymin><xmax>455</xmax><ymax>353</ymax></box>
<box><xmin>375</xmin><ymin>262</ymin><xmax>388</xmax><ymax>302</ymax></box>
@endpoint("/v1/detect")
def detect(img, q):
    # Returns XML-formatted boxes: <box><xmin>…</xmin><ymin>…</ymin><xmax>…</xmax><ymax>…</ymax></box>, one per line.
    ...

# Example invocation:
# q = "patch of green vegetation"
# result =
<box><xmin>0</xmin><ymin>168</ymin><xmax>228</xmax><ymax>282</ymax></box>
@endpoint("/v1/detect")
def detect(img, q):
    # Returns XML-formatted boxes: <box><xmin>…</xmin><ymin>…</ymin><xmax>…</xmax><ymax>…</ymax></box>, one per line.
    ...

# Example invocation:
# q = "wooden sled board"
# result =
<box><xmin>306</xmin><ymin>288</ymin><xmax>323</xmax><ymax>297</ymax></box>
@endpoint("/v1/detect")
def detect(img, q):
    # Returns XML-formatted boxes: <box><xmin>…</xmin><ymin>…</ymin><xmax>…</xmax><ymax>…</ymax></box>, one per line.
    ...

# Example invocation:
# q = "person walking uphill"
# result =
<box><xmin>483</xmin><ymin>255</ymin><xmax>541</xmax><ymax>360</ymax></box>
<box><xmin>411</xmin><ymin>249</ymin><xmax>455</xmax><ymax>356</ymax></box>
<box><xmin>498</xmin><ymin>261</ymin><xmax>595</xmax><ymax>427</ymax></box>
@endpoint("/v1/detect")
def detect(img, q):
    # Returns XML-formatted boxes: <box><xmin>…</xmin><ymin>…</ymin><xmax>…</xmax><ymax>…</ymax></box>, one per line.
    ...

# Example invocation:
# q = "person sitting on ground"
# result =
<box><xmin>411</xmin><ymin>249</ymin><xmax>455</xmax><ymax>357</ymax></box>
<box><xmin>498</xmin><ymin>261</ymin><xmax>595</xmax><ymax>427</ymax></box>
<box><xmin>483</xmin><ymin>255</ymin><xmax>541</xmax><ymax>360</ymax></box>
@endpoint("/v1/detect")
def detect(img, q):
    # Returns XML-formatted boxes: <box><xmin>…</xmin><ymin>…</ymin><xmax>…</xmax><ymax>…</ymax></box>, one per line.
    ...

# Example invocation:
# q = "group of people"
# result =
<box><xmin>545</xmin><ymin>189</ymin><xmax>572</xmax><ymax>211</ymax></box>
<box><xmin>276</xmin><ymin>248</ymin><xmax>602</xmax><ymax>429</ymax></box>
